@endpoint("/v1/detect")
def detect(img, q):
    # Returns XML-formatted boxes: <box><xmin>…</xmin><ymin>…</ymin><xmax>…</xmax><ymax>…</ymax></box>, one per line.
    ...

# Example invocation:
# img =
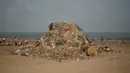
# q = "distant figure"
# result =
<box><xmin>101</xmin><ymin>37</ymin><xmax>104</xmax><ymax>42</ymax></box>
<box><xmin>48</xmin><ymin>23</ymin><xmax>54</xmax><ymax>30</ymax></box>
<box><xmin>122</xmin><ymin>40</ymin><xmax>125</xmax><ymax>43</ymax></box>
<box><xmin>14</xmin><ymin>36</ymin><xmax>18</xmax><ymax>40</ymax></box>
<box><xmin>0</xmin><ymin>37</ymin><xmax>3</xmax><ymax>43</ymax></box>
<box><xmin>92</xmin><ymin>37</ymin><xmax>95</xmax><ymax>41</ymax></box>
<box><xmin>3</xmin><ymin>37</ymin><xmax>5</xmax><ymax>42</ymax></box>
<box><xmin>36</xmin><ymin>36</ymin><xmax>40</xmax><ymax>40</ymax></box>
<box><xmin>14</xmin><ymin>36</ymin><xmax>18</xmax><ymax>46</ymax></box>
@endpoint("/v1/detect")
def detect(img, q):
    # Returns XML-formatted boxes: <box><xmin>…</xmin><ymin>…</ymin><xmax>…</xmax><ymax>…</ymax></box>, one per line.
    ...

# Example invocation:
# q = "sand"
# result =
<box><xmin>0</xmin><ymin>41</ymin><xmax>130</xmax><ymax>73</ymax></box>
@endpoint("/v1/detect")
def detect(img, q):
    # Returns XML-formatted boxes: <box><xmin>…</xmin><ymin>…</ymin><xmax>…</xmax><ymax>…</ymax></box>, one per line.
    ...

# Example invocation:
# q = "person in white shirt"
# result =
<box><xmin>3</xmin><ymin>38</ymin><xmax>5</xmax><ymax>42</ymax></box>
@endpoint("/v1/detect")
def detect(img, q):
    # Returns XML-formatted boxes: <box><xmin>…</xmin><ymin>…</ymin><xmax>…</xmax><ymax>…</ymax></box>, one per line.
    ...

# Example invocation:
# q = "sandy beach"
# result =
<box><xmin>0</xmin><ymin>40</ymin><xmax>130</xmax><ymax>73</ymax></box>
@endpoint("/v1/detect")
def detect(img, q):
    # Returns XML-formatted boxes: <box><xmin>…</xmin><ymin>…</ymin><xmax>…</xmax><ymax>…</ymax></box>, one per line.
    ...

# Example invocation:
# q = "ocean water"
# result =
<box><xmin>0</xmin><ymin>32</ymin><xmax>130</xmax><ymax>40</ymax></box>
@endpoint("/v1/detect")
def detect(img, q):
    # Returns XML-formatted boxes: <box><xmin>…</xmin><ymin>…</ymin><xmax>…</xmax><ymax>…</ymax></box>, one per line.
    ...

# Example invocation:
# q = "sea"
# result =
<box><xmin>0</xmin><ymin>32</ymin><xmax>130</xmax><ymax>41</ymax></box>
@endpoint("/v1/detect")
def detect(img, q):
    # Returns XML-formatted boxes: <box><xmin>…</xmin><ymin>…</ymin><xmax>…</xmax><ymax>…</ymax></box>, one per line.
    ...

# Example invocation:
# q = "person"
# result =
<box><xmin>122</xmin><ymin>40</ymin><xmax>125</xmax><ymax>43</ymax></box>
<box><xmin>0</xmin><ymin>37</ymin><xmax>3</xmax><ymax>43</ymax></box>
<box><xmin>36</xmin><ymin>36</ymin><xmax>40</xmax><ymax>40</ymax></box>
<box><xmin>48</xmin><ymin>23</ymin><xmax>54</xmax><ymax>30</ymax></box>
<box><xmin>101</xmin><ymin>37</ymin><xmax>104</xmax><ymax>42</ymax></box>
<box><xmin>14</xmin><ymin>36</ymin><xmax>18</xmax><ymax>46</ymax></box>
<box><xmin>92</xmin><ymin>37</ymin><xmax>95</xmax><ymax>41</ymax></box>
<box><xmin>2</xmin><ymin>37</ymin><xmax>5</xmax><ymax>42</ymax></box>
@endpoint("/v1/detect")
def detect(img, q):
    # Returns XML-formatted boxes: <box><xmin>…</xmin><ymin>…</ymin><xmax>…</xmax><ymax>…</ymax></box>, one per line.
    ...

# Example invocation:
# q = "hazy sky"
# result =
<box><xmin>0</xmin><ymin>0</ymin><xmax>130</xmax><ymax>32</ymax></box>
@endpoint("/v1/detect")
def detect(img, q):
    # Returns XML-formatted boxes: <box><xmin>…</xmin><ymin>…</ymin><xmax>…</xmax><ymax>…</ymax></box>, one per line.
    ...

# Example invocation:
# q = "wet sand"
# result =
<box><xmin>0</xmin><ymin>41</ymin><xmax>130</xmax><ymax>73</ymax></box>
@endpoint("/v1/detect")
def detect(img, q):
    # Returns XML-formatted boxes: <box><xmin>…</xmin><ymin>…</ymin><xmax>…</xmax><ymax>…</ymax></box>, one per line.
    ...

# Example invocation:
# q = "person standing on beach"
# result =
<box><xmin>0</xmin><ymin>37</ymin><xmax>3</xmax><ymax>43</ymax></box>
<box><xmin>14</xmin><ymin>36</ymin><xmax>18</xmax><ymax>46</ymax></box>
<box><xmin>0</xmin><ymin>37</ymin><xmax>3</xmax><ymax>46</ymax></box>
<box><xmin>3</xmin><ymin>37</ymin><xmax>5</xmax><ymax>42</ymax></box>
<box><xmin>36</xmin><ymin>36</ymin><xmax>40</xmax><ymax>40</ymax></box>
<box><xmin>122</xmin><ymin>40</ymin><xmax>125</xmax><ymax>43</ymax></box>
<box><xmin>101</xmin><ymin>37</ymin><xmax>104</xmax><ymax>42</ymax></box>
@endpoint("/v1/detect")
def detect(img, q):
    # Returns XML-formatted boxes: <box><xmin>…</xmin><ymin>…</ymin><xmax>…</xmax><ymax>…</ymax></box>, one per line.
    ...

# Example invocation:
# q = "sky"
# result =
<box><xmin>0</xmin><ymin>0</ymin><xmax>130</xmax><ymax>32</ymax></box>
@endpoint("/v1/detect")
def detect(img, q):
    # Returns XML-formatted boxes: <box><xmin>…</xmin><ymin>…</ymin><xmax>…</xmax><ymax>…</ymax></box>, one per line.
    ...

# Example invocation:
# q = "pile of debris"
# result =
<box><xmin>14</xmin><ymin>21</ymin><xmax>100</xmax><ymax>60</ymax></box>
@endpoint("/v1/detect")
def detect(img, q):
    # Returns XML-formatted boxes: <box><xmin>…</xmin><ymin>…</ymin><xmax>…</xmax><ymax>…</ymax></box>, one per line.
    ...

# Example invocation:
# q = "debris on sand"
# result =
<box><xmin>97</xmin><ymin>45</ymin><xmax>114</xmax><ymax>53</ymax></box>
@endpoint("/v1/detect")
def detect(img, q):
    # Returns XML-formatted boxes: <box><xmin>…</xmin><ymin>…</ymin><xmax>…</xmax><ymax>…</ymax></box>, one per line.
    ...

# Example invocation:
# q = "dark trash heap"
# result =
<box><xmin>14</xmin><ymin>21</ymin><xmax>113</xmax><ymax>60</ymax></box>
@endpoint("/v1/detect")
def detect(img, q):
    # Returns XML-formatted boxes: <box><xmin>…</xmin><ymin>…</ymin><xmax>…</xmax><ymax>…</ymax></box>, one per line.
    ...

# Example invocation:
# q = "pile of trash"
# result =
<box><xmin>14</xmin><ymin>21</ymin><xmax>102</xmax><ymax>60</ymax></box>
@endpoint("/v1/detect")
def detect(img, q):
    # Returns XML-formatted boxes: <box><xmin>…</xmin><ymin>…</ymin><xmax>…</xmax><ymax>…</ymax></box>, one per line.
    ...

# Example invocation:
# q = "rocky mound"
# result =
<box><xmin>14</xmin><ymin>21</ymin><xmax>99</xmax><ymax>60</ymax></box>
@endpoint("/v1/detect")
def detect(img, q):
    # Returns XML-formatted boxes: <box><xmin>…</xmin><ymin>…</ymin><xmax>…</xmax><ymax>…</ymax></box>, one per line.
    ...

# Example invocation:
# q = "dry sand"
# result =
<box><xmin>0</xmin><ymin>41</ymin><xmax>130</xmax><ymax>73</ymax></box>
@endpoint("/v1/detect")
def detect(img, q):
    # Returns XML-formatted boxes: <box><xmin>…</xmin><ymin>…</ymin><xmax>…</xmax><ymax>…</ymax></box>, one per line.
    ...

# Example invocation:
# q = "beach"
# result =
<box><xmin>0</xmin><ymin>40</ymin><xmax>130</xmax><ymax>73</ymax></box>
